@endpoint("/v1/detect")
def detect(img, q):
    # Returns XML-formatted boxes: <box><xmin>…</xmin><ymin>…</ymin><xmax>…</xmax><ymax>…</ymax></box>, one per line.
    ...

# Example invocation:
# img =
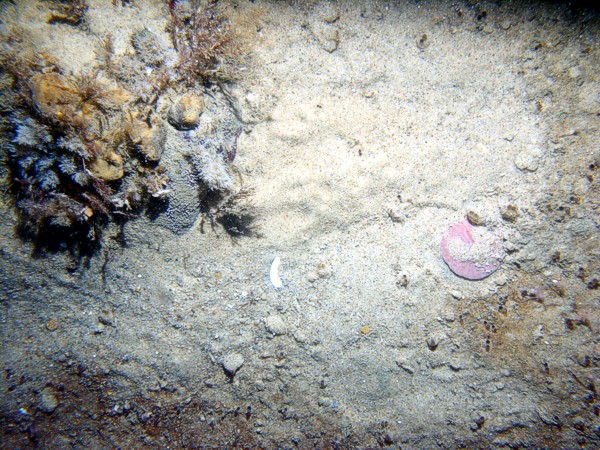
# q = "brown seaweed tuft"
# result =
<box><xmin>170</xmin><ymin>3</ymin><xmax>244</xmax><ymax>82</ymax></box>
<box><xmin>45</xmin><ymin>0</ymin><xmax>89</xmax><ymax>26</ymax></box>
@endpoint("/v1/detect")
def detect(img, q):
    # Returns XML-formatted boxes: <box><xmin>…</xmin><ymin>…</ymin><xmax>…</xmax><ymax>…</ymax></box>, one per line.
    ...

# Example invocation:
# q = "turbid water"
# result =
<box><xmin>1</xmin><ymin>1</ymin><xmax>599</xmax><ymax>447</ymax></box>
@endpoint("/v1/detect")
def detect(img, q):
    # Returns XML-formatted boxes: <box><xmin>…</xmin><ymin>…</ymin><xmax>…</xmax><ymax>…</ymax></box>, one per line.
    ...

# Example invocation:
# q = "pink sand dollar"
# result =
<box><xmin>441</xmin><ymin>218</ymin><xmax>503</xmax><ymax>280</ymax></box>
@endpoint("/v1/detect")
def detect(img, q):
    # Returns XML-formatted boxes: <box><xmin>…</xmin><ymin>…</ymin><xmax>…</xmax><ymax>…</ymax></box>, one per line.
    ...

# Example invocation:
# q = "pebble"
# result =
<box><xmin>466</xmin><ymin>211</ymin><xmax>482</xmax><ymax>226</ymax></box>
<box><xmin>265</xmin><ymin>315</ymin><xmax>287</xmax><ymax>336</ymax></box>
<box><xmin>426</xmin><ymin>334</ymin><xmax>442</xmax><ymax>351</ymax></box>
<box><xmin>449</xmin><ymin>358</ymin><xmax>464</xmax><ymax>371</ymax></box>
<box><xmin>450</xmin><ymin>290</ymin><xmax>463</xmax><ymax>300</ymax></box>
<box><xmin>568</xmin><ymin>66</ymin><xmax>582</xmax><ymax>79</ymax></box>
<box><xmin>39</xmin><ymin>387</ymin><xmax>58</xmax><ymax>414</ymax></box>
<box><xmin>500</xmin><ymin>19</ymin><xmax>513</xmax><ymax>30</ymax></box>
<box><xmin>315</xmin><ymin>262</ymin><xmax>331</xmax><ymax>278</ymax></box>
<box><xmin>471</xmin><ymin>416</ymin><xmax>485</xmax><ymax>431</ymax></box>
<box><xmin>167</xmin><ymin>93</ymin><xmax>205</xmax><ymax>130</ymax></box>
<box><xmin>396</xmin><ymin>271</ymin><xmax>409</xmax><ymax>288</ymax></box>
<box><xmin>514</xmin><ymin>151</ymin><xmax>540</xmax><ymax>172</ymax></box>
<box><xmin>438</xmin><ymin>311</ymin><xmax>455</xmax><ymax>323</ymax></box>
<box><xmin>318</xmin><ymin>396</ymin><xmax>333</xmax><ymax>407</ymax></box>
<box><xmin>395</xmin><ymin>358</ymin><xmax>415</xmax><ymax>375</ymax></box>
<box><xmin>572</xmin><ymin>177</ymin><xmax>589</xmax><ymax>196</ymax></box>
<box><xmin>318</xmin><ymin>4</ymin><xmax>340</xmax><ymax>23</ymax></box>
<box><xmin>313</xmin><ymin>22</ymin><xmax>339</xmax><ymax>53</ymax></box>
<box><xmin>493</xmin><ymin>273</ymin><xmax>508</xmax><ymax>286</ymax></box>
<box><xmin>416</xmin><ymin>33</ymin><xmax>430</xmax><ymax>50</ymax></box>
<box><xmin>293</xmin><ymin>332</ymin><xmax>308</xmax><ymax>344</ymax></box>
<box><xmin>388</xmin><ymin>208</ymin><xmax>406</xmax><ymax>223</ymax></box>
<box><xmin>98</xmin><ymin>309</ymin><xmax>114</xmax><ymax>326</ymax></box>
<box><xmin>501</xmin><ymin>204</ymin><xmax>519</xmax><ymax>222</ymax></box>
<box><xmin>221</xmin><ymin>352</ymin><xmax>244</xmax><ymax>377</ymax></box>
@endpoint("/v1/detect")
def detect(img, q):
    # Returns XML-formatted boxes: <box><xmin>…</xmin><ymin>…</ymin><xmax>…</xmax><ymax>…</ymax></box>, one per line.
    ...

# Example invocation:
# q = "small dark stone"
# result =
<box><xmin>417</xmin><ymin>33</ymin><xmax>430</xmax><ymax>50</ymax></box>
<box><xmin>501</xmin><ymin>204</ymin><xmax>519</xmax><ymax>222</ymax></box>
<box><xmin>467</xmin><ymin>211</ymin><xmax>482</xmax><ymax>226</ymax></box>
<box><xmin>426</xmin><ymin>336</ymin><xmax>438</xmax><ymax>351</ymax></box>
<box><xmin>470</xmin><ymin>416</ymin><xmax>485</xmax><ymax>431</ymax></box>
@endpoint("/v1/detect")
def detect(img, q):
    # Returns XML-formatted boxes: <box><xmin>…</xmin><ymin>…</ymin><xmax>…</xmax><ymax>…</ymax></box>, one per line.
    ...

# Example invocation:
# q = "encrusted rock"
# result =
<box><xmin>167</xmin><ymin>93</ymin><xmax>205</xmax><ymax>130</ymax></box>
<box><xmin>126</xmin><ymin>112</ymin><xmax>166</xmax><ymax>162</ymax></box>
<box><xmin>132</xmin><ymin>28</ymin><xmax>165</xmax><ymax>66</ymax></box>
<box><xmin>89</xmin><ymin>151</ymin><xmax>124</xmax><ymax>181</ymax></box>
<box><xmin>30</xmin><ymin>73</ymin><xmax>131</xmax><ymax>124</ymax></box>
<box><xmin>29</xmin><ymin>73</ymin><xmax>79</xmax><ymax>120</ymax></box>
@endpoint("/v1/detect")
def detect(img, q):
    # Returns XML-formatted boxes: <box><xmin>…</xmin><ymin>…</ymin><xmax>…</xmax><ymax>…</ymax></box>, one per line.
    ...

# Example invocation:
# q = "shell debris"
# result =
<box><xmin>270</xmin><ymin>256</ymin><xmax>282</xmax><ymax>288</ymax></box>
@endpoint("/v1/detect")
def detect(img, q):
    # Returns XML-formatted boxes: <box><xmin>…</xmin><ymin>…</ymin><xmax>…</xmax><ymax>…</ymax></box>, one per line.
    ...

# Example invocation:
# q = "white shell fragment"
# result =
<box><xmin>270</xmin><ymin>257</ymin><xmax>282</xmax><ymax>288</ymax></box>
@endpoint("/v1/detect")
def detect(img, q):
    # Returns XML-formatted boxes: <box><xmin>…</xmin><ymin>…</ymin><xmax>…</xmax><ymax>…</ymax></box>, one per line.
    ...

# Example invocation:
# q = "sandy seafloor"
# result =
<box><xmin>1</xmin><ymin>0</ymin><xmax>600</xmax><ymax>448</ymax></box>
